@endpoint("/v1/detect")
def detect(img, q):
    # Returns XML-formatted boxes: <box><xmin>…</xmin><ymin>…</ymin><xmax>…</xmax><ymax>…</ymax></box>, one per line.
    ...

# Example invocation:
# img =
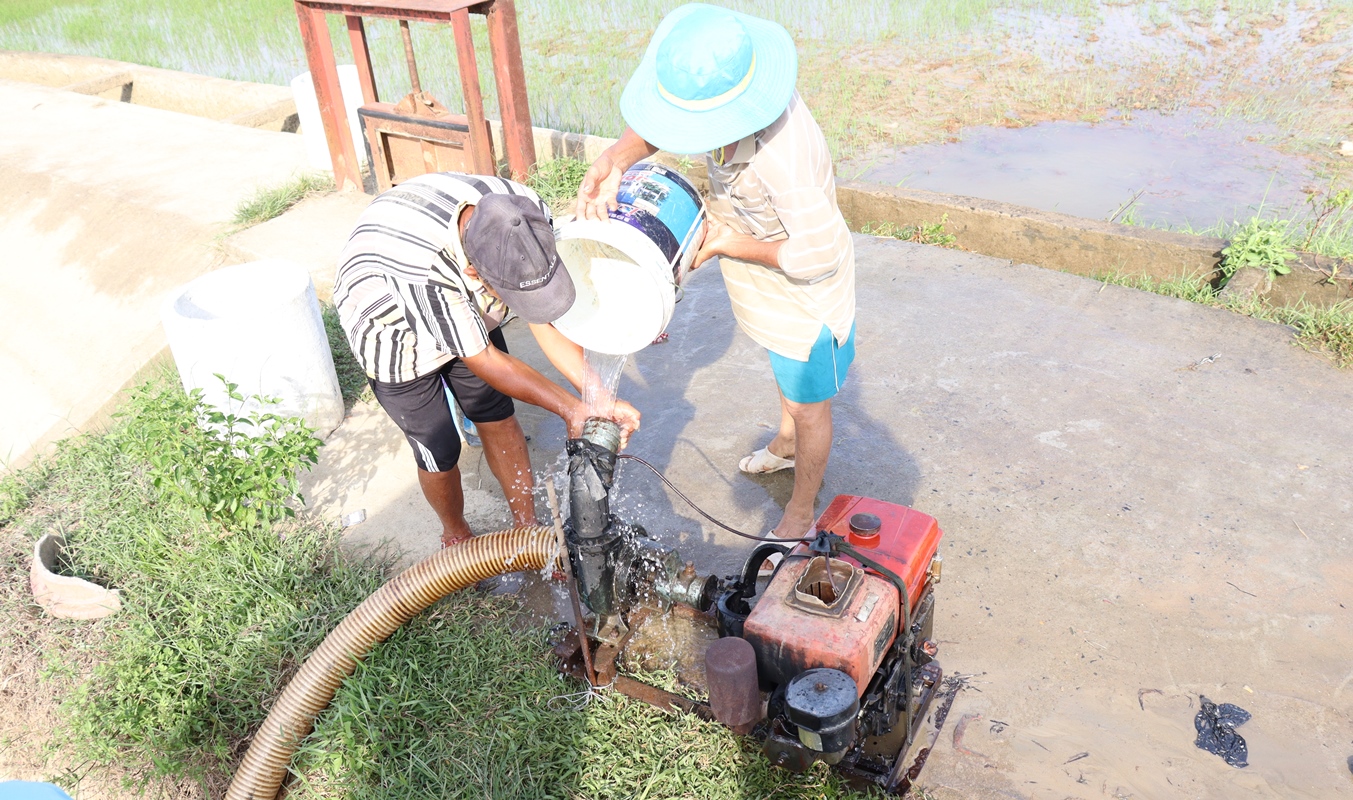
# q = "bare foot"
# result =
<box><xmin>771</xmin><ymin>509</ymin><xmax>815</xmax><ymax>541</ymax></box>
<box><xmin>441</xmin><ymin>533</ymin><xmax>473</xmax><ymax>548</ymax></box>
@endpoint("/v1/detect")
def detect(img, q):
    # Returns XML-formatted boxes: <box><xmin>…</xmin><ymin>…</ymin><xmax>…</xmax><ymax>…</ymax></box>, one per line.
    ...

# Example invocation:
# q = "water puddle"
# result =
<box><xmin>845</xmin><ymin>109</ymin><xmax>1315</xmax><ymax>229</ymax></box>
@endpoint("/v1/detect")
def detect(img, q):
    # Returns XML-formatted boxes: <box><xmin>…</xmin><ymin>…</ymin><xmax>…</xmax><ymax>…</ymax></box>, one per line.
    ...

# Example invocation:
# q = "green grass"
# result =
<box><xmin>1</xmin><ymin>374</ymin><xmax>880</xmax><ymax>799</ymax></box>
<box><xmin>526</xmin><ymin>156</ymin><xmax>590</xmax><ymax>216</ymax></box>
<box><xmin>290</xmin><ymin>600</ymin><xmax>871</xmax><ymax>800</ymax></box>
<box><xmin>232</xmin><ymin>171</ymin><xmax>334</xmax><ymax>228</ymax></box>
<box><xmin>0</xmin><ymin>0</ymin><xmax>95</xmax><ymax>26</ymax></box>
<box><xmin>1095</xmin><ymin>272</ymin><xmax>1353</xmax><ymax>367</ymax></box>
<box><xmin>860</xmin><ymin>216</ymin><xmax>960</xmax><ymax>248</ymax></box>
<box><xmin>322</xmin><ymin>302</ymin><xmax>373</xmax><ymax>410</ymax></box>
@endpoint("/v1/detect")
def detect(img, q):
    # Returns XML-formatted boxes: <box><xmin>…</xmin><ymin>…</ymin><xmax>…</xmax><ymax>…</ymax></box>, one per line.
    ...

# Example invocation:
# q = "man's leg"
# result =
<box><xmin>774</xmin><ymin>395</ymin><xmax>833</xmax><ymax>539</ymax></box>
<box><xmin>765</xmin><ymin>394</ymin><xmax>798</xmax><ymax>462</ymax></box>
<box><xmin>370</xmin><ymin>372</ymin><xmax>472</xmax><ymax>548</ymax></box>
<box><xmin>448</xmin><ymin>326</ymin><xmax>538</xmax><ymax>527</ymax></box>
<box><xmin>475</xmin><ymin>416</ymin><xmax>538</xmax><ymax>526</ymax></box>
<box><xmin>417</xmin><ymin>466</ymin><xmax>474</xmax><ymax>545</ymax></box>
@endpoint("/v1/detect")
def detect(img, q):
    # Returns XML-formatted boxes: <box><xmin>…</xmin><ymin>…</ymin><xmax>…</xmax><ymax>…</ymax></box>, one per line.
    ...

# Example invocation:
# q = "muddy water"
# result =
<box><xmin>846</xmin><ymin>110</ymin><xmax>1314</xmax><ymax>229</ymax></box>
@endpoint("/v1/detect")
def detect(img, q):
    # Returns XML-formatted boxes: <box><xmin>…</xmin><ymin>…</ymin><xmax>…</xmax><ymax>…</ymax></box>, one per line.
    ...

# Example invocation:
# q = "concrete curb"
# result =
<box><xmin>0</xmin><ymin>51</ymin><xmax>297</xmax><ymax>131</ymax></box>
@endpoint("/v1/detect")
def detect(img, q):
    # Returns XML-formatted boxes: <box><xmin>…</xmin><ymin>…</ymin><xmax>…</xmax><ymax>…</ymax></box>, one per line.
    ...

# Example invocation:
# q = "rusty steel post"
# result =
<box><xmin>483</xmin><ymin>0</ymin><xmax>536</xmax><ymax>181</ymax></box>
<box><xmin>399</xmin><ymin>19</ymin><xmax>422</xmax><ymax>93</ymax></box>
<box><xmin>451</xmin><ymin>9</ymin><xmax>495</xmax><ymax>175</ymax></box>
<box><xmin>346</xmin><ymin>14</ymin><xmax>378</xmax><ymax>104</ymax></box>
<box><xmin>295</xmin><ymin>0</ymin><xmax>362</xmax><ymax>192</ymax></box>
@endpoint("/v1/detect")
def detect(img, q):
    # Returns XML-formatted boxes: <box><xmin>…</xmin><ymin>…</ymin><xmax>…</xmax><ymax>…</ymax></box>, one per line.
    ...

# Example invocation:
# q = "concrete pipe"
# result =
<box><xmin>225</xmin><ymin>525</ymin><xmax>559</xmax><ymax>800</ymax></box>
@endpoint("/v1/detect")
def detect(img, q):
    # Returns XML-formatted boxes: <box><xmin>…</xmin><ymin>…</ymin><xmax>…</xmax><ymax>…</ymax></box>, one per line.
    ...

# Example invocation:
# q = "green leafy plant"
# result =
<box><xmin>1221</xmin><ymin>218</ymin><xmax>1296</xmax><ymax>281</ymax></box>
<box><xmin>861</xmin><ymin>215</ymin><xmax>959</xmax><ymax>248</ymax></box>
<box><xmin>114</xmin><ymin>376</ymin><xmax>322</xmax><ymax>529</ymax></box>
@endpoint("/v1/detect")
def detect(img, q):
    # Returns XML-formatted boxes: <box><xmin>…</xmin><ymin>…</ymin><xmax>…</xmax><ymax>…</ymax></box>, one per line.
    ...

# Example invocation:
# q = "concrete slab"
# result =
<box><xmin>0</xmin><ymin>79</ymin><xmax>310</xmax><ymax>468</ymax></box>
<box><xmin>301</xmin><ymin>231</ymin><xmax>1352</xmax><ymax>797</ymax></box>
<box><xmin>222</xmin><ymin>191</ymin><xmax>372</xmax><ymax>302</ymax></box>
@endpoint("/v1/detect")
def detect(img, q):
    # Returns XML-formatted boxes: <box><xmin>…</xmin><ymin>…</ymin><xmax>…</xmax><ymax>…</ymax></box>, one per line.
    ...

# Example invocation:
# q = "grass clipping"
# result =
<box><xmin>0</xmin><ymin>376</ymin><xmax>873</xmax><ymax>800</ymax></box>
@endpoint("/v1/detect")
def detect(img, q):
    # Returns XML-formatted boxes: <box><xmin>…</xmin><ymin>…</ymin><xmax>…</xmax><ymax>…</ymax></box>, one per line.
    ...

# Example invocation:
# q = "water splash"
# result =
<box><xmin>582</xmin><ymin>349</ymin><xmax>628</xmax><ymax>419</ymax></box>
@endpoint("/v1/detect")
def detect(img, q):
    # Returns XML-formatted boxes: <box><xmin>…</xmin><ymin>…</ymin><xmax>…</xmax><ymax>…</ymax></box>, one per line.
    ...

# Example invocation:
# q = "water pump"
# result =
<box><xmin>557</xmin><ymin>418</ymin><xmax>946</xmax><ymax>795</ymax></box>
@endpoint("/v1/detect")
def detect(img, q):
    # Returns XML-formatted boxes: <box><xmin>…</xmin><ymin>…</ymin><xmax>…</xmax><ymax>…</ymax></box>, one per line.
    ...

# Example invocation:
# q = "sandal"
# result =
<box><xmin>739</xmin><ymin>447</ymin><xmax>795</xmax><ymax>475</ymax></box>
<box><xmin>758</xmin><ymin>531</ymin><xmax>790</xmax><ymax>572</ymax></box>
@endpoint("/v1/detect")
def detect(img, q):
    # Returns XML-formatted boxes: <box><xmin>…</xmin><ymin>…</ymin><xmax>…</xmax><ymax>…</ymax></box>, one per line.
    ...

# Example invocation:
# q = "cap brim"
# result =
<box><xmin>620</xmin><ymin>4</ymin><xmax>798</xmax><ymax>155</ymax></box>
<box><xmin>494</xmin><ymin>254</ymin><xmax>577</xmax><ymax>324</ymax></box>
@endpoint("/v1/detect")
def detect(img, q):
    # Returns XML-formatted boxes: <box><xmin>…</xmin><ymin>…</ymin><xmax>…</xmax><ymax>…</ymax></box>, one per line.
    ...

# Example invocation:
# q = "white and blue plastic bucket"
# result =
<box><xmin>553</xmin><ymin>162</ymin><xmax>705</xmax><ymax>355</ymax></box>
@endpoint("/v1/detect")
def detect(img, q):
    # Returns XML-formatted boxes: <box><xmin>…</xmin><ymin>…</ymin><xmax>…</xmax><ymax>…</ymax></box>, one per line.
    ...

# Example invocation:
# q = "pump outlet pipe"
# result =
<box><xmin>225</xmin><ymin>525</ymin><xmax>559</xmax><ymax>800</ymax></box>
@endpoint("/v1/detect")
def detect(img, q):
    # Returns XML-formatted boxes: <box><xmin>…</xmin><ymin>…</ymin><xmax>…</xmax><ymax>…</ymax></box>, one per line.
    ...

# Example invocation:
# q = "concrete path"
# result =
<box><xmin>300</xmin><ymin>231</ymin><xmax>1353</xmax><ymax>798</ymax></box>
<box><xmin>0</xmin><ymin>79</ymin><xmax>310</xmax><ymax>468</ymax></box>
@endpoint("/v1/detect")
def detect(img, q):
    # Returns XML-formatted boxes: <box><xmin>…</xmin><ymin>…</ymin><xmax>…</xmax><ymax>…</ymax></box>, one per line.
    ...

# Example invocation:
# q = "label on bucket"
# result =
<box><xmin>609</xmin><ymin>163</ymin><xmax>704</xmax><ymax>280</ymax></box>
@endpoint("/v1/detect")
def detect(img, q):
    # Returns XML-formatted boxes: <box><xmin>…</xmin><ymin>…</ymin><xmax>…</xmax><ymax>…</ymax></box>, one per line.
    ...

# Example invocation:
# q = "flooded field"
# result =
<box><xmin>845</xmin><ymin>109</ymin><xmax>1314</xmax><ymax>228</ymax></box>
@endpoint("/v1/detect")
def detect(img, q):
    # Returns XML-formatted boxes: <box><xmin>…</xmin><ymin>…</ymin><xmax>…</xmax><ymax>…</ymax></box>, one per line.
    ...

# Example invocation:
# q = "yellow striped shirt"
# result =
<box><xmin>705</xmin><ymin>92</ymin><xmax>855</xmax><ymax>361</ymax></box>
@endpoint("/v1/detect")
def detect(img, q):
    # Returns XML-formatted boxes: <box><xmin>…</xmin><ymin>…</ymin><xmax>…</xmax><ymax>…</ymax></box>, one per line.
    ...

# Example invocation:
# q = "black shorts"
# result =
<box><xmin>370</xmin><ymin>327</ymin><xmax>516</xmax><ymax>473</ymax></box>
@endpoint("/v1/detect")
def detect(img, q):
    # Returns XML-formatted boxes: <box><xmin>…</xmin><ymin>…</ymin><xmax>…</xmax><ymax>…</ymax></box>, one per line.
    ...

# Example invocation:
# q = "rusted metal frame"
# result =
<box><xmin>450</xmin><ymin>8</ymin><xmax>495</xmax><ymax>175</ymax></box>
<box><xmin>299</xmin><ymin>0</ymin><xmax>476</xmax><ymax>20</ymax></box>
<box><xmin>613</xmin><ymin>675</ymin><xmax>717</xmax><ymax>722</ymax></box>
<box><xmin>398</xmin><ymin>19</ymin><xmax>423</xmax><ymax>93</ymax></box>
<box><xmin>295</xmin><ymin>0</ymin><xmax>363</xmax><ymax>191</ymax></box>
<box><xmin>482</xmin><ymin>0</ymin><xmax>536</xmax><ymax>180</ymax></box>
<box><xmin>345</xmin><ymin>15</ymin><xmax>379</xmax><ymax>103</ymax></box>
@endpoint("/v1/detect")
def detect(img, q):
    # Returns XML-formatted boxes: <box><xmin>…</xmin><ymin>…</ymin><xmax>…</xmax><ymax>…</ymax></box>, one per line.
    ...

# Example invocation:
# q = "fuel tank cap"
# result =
<box><xmin>848</xmin><ymin>512</ymin><xmax>882</xmax><ymax>544</ymax></box>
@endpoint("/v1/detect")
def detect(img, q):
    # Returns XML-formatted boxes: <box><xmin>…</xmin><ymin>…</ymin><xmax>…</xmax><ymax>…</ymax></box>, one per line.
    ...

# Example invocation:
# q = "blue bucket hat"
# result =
<box><xmin>620</xmin><ymin>3</ymin><xmax>798</xmax><ymax>155</ymax></box>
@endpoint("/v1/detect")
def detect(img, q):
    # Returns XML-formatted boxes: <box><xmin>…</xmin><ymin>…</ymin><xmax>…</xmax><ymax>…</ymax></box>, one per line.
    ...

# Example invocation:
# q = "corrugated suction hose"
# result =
<box><xmin>225</xmin><ymin>525</ymin><xmax>559</xmax><ymax>800</ymax></box>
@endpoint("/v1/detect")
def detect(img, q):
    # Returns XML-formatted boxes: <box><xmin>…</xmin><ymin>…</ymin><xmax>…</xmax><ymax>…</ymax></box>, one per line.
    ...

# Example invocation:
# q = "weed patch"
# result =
<box><xmin>321</xmin><ymin>302</ymin><xmax>373</xmax><ymax>410</ymax></box>
<box><xmin>0</xmin><ymin>396</ymin><xmax>381</xmax><ymax>791</ymax></box>
<box><xmin>526</xmin><ymin>156</ymin><xmax>589</xmax><ymax>215</ymax></box>
<box><xmin>1095</xmin><ymin>272</ymin><xmax>1353</xmax><ymax>368</ymax></box>
<box><xmin>1220</xmin><ymin>217</ymin><xmax>1296</xmax><ymax>281</ymax></box>
<box><xmin>861</xmin><ymin>216</ymin><xmax>960</xmax><ymax>248</ymax></box>
<box><xmin>290</xmin><ymin>595</ymin><xmax>870</xmax><ymax>800</ymax></box>
<box><xmin>232</xmin><ymin>172</ymin><xmax>334</xmax><ymax>229</ymax></box>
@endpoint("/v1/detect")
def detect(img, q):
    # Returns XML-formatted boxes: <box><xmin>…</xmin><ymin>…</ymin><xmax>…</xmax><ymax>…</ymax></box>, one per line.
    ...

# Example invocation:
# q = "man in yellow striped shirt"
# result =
<box><xmin>576</xmin><ymin>3</ymin><xmax>855</xmax><ymax>544</ymax></box>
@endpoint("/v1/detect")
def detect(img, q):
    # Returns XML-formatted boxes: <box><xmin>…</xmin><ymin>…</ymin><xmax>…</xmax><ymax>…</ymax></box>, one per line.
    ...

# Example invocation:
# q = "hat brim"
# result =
<box><xmin>620</xmin><ymin>4</ymin><xmax>798</xmax><ymax>155</ymax></box>
<box><xmin>493</xmin><ymin>253</ymin><xmax>577</xmax><ymax>325</ymax></box>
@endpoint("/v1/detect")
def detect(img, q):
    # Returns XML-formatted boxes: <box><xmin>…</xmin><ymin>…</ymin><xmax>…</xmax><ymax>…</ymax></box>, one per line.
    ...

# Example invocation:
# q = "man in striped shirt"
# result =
<box><xmin>576</xmin><ymin>5</ymin><xmax>854</xmax><ymax>546</ymax></box>
<box><xmin>336</xmin><ymin>172</ymin><xmax>639</xmax><ymax>547</ymax></box>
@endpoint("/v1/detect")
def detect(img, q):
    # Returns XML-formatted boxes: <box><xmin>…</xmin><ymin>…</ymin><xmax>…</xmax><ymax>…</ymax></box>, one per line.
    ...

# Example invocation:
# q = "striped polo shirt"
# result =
<box><xmin>334</xmin><ymin>173</ymin><xmax>551</xmax><ymax>384</ymax></box>
<box><xmin>705</xmin><ymin>92</ymin><xmax>856</xmax><ymax>361</ymax></box>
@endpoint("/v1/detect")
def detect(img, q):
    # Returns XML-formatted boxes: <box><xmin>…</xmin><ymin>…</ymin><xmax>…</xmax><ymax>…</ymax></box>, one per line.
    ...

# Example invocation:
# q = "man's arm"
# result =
<box><xmin>460</xmin><ymin>344</ymin><xmax>590</xmax><ymax>438</ymax></box>
<box><xmin>528</xmin><ymin>322</ymin><xmax>642</xmax><ymax>444</ymax></box>
<box><xmin>527</xmin><ymin>322</ymin><xmax>586</xmax><ymax>391</ymax></box>
<box><xmin>575</xmin><ymin>127</ymin><xmax>659</xmax><ymax>221</ymax></box>
<box><xmin>693</xmin><ymin>219</ymin><xmax>784</xmax><ymax>270</ymax></box>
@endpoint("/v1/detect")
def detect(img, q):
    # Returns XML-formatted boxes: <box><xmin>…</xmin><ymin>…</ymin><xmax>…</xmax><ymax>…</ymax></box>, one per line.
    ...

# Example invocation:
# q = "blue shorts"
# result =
<box><xmin>767</xmin><ymin>323</ymin><xmax>856</xmax><ymax>404</ymax></box>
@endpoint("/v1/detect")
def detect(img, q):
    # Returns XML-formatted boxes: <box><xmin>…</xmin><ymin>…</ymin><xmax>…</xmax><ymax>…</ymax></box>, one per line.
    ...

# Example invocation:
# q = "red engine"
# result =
<box><xmin>714</xmin><ymin>495</ymin><xmax>944</xmax><ymax>784</ymax></box>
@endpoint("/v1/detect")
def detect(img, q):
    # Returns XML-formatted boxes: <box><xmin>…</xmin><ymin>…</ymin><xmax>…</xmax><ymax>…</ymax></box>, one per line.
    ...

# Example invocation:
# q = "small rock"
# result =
<box><xmin>1341</xmin><ymin>141</ymin><xmax>1353</xmax><ymax>157</ymax></box>
<box><xmin>1219</xmin><ymin>266</ymin><xmax>1271</xmax><ymax>301</ymax></box>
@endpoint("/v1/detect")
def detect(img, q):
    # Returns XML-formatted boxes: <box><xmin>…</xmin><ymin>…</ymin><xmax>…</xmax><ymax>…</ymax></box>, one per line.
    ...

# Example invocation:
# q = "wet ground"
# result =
<box><xmin>310</xmin><ymin>231</ymin><xmax>1353</xmax><ymax>798</ymax></box>
<box><xmin>843</xmin><ymin>109</ymin><xmax>1315</xmax><ymax>228</ymax></box>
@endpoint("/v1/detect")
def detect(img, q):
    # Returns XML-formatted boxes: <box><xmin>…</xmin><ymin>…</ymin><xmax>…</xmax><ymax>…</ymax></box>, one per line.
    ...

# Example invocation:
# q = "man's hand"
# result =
<box><xmin>693</xmin><ymin>219</ymin><xmax>741</xmax><ymax>268</ymax></box>
<box><xmin>694</xmin><ymin>218</ymin><xmax>785</xmax><ymax>271</ymax></box>
<box><xmin>611</xmin><ymin>400</ymin><xmax>641</xmax><ymax>448</ymax></box>
<box><xmin>573</xmin><ymin>127</ymin><xmax>659</xmax><ymax>221</ymax></box>
<box><xmin>575</xmin><ymin>153</ymin><xmax>623</xmax><ymax>221</ymax></box>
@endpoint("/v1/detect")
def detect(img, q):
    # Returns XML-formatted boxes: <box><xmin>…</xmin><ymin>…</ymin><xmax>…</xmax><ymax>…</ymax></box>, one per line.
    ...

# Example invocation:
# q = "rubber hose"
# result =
<box><xmin>225</xmin><ymin>525</ymin><xmax>559</xmax><ymax>800</ymax></box>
